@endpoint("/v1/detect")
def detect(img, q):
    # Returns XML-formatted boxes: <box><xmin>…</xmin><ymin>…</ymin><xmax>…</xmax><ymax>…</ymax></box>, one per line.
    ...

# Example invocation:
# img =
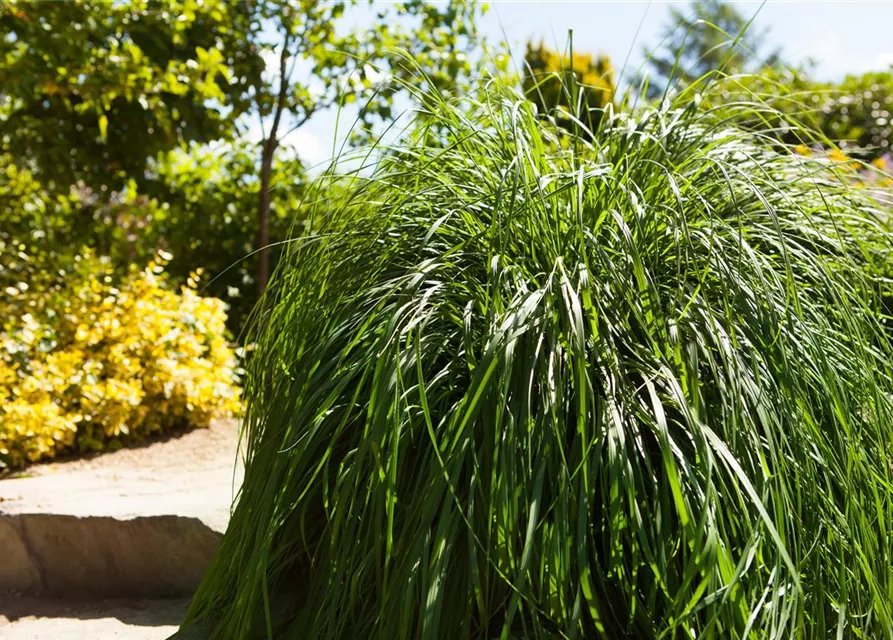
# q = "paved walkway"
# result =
<box><xmin>0</xmin><ymin>419</ymin><xmax>243</xmax><ymax>532</ymax></box>
<box><xmin>0</xmin><ymin>420</ymin><xmax>243</xmax><ymax>638</ymax></box>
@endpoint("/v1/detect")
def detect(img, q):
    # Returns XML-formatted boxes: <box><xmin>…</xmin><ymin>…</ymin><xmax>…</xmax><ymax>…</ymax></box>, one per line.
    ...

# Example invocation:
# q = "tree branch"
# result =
<box><xmin>266</xmin><ymin>28</ymin><xmax>293</xmax><ymax>154</ymax></box>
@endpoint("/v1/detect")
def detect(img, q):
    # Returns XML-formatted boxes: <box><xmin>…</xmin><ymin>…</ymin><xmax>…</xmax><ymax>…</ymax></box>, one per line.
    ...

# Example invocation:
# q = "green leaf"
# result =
<box><xmin>98</xmin><ymin>114</ymin><xmax>108</xmax><ymax>142</ymax></box>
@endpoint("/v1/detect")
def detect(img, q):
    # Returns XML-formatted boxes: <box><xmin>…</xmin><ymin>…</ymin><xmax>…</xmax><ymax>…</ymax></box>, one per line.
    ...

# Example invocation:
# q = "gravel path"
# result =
<box><xmin>10</xmin><ymin>418</ymin><xmax>242</xmax><ymax>478</ymax></box>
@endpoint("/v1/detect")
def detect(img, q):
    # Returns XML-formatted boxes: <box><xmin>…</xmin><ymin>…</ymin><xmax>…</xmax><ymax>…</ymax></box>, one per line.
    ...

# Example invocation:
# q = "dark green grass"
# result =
<box><xmin>182</xmin><ymin>79</ymin><xmax>893</xmax><ymax>639</ymax></box>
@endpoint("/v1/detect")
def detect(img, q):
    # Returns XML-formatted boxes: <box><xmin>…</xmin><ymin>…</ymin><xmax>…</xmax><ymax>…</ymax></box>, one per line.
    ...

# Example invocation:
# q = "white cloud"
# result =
<box><xmin>873</xmin><ymin>51</ymin><xmax>893</xmax><ymax>71</ymax></box>
<box><xmin>280</xmin><ymin>127</ymin><xmax>328</xmax><ymax>167</ymax></box>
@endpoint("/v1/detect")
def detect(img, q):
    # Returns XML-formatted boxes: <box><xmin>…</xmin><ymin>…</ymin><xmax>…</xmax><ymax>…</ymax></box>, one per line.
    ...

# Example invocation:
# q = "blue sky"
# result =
<box><xmin>283</xmin><ymin>1</ymin><xmax>893</xmax><ymax>167</ymax></box>
<box><xmin>482</xmin><ymin>1</ymin><xmax>893</xmax><ymax>82</ymax></box>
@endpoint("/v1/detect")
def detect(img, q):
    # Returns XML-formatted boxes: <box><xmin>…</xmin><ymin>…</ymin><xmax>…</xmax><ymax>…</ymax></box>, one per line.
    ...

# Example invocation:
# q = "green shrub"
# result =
<box><xmin>0</xmin><ymin>246</ymin><xmax>240</xmax><ymax>469</ymax></box>
<box><xmin>710</xmin><ymin>66</ymin><xmax>893</xmax><ymax>160</ymax></box>
<box><xmin>183</xmin><ymin>80</ymin><xmax>893</xmax><ymax>638</ymax></box>
<box><xmin>0</xmin><ymin>142</ymin><xmax>308</xmax><ymax>337</ymax></box>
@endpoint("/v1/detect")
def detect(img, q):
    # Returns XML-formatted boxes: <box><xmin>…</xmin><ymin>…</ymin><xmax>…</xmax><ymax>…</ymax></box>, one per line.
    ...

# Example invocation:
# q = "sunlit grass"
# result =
<box><xmin>183</xmin><ymin>77</ymin><xmax>893</xmax><ymax>639</ymax></box>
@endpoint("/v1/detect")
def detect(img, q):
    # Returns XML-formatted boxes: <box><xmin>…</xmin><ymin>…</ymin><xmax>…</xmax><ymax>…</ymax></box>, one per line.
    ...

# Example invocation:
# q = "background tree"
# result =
<box><xmin>0</xmin><ymin>0</ymin><xmax>258</xmax><ymax>192</ymax></box>
<box><xmin>0</xmin><ymin>0</ymin><xmax>497</xmax><ymax>330</ymax></box>
<box><xmin>824</xmin><ymin>70</ymin><xmax>893</xmax><ymax>158</ymax></box>
<box><xmin>0</xmin><ymin>0</ymin><xmax>263</xmax><ymax>323</ymax></box>
<box><xmin>142</xmin><ymin>143</ymin><xmax>308</xmax><ymax>331</ymax></box>
<box><xmin>640</xmin><ymin>0</ymin><xmax>780</xmax><ymax>98</ymax></box>
<box><xmin>709</xmin><ymin>65</ymin><xmax>893</xmax><ymax>161</ymax></box>
<box><xmin>238</xmin><ymin>0</ymin><xmax>491</xmax><ymax>294</ymax></box>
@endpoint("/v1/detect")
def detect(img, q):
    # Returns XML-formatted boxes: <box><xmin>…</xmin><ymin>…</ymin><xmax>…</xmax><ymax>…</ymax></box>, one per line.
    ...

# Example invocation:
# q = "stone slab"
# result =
<box><xmin>0</xmin><ymin>421</ymin><xmax>242</xmax><ymax>598</ymax></box>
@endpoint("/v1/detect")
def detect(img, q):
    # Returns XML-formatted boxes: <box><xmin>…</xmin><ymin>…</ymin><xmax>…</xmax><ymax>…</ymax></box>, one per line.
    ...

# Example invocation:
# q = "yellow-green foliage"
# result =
<box><xmin>0</xmin><ymin>248</ymin><xmax>240</xmax><ymax>469</ymax></box>
<box><xmin>522</xmin><ymin>41</ymin><xmax>614</xmax><ymax>123</ymax></box>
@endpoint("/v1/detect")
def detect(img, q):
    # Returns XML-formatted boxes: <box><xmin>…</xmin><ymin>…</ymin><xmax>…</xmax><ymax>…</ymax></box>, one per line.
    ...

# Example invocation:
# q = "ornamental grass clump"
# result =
<box><xmin>184</xmin><ymin>79</ymin><xmax>893</xmax><ymax>639</ymax></box>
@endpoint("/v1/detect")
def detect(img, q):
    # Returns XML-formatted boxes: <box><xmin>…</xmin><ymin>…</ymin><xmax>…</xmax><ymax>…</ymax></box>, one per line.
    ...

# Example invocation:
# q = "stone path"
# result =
<box><xmin>0</xmin><ymin>419</ymin><xmax>243</xmax><ymax>533</ymax></box>
<box><xmin>0</xmin><ymin>420</ymin><xmax>243</xmax><ymax>637</ymax></box>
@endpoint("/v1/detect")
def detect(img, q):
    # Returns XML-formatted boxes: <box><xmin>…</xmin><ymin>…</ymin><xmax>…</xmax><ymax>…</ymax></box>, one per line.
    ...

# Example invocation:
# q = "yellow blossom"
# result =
<box><xmin>828</xmin><ymin>148</ymin><xmax>850</xmax><ymax>163</ymax></box>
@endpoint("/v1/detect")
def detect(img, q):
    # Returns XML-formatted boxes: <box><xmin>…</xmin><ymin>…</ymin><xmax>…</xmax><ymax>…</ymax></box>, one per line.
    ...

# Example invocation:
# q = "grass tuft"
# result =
<box><xmin>183</xmin><ymin>77</ymin><xmax>893</xmax><ymax>639</ymax></box>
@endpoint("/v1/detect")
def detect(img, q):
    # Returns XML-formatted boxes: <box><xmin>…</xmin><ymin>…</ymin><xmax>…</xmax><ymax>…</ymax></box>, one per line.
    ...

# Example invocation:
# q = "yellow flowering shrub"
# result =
<box><xmin>0</xmin><ymin>249</ymin><xmax>240</xmax><ymax>469</ymax></box>
<box><xmin>793</xmin><ymin>146</ymin><xmax>893</xmax><ymax>191</ymax></box>
<box><xmin>522</xmin><ymin>41</ymin><xmax>614</xmax><ymax>135</ymax></box>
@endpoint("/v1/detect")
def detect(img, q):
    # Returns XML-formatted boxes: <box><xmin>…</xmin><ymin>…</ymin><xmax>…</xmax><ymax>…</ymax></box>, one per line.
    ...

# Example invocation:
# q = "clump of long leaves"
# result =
<box><xmin>183</xmin><ymin>79</ymin><xmax>893</xmax><ymax>639</ymax></box>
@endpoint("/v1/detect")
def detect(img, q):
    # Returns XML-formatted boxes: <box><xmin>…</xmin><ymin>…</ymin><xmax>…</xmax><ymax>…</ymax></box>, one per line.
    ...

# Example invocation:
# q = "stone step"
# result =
<box><xmin>0</xmin><ymin>514</ymin><xmax>221</xmax><ymax>597</ymax></box>
<box><xmin>0</xmin><ymin>420</ymin><xmax>241</xmax><ymax>598</ymax></box>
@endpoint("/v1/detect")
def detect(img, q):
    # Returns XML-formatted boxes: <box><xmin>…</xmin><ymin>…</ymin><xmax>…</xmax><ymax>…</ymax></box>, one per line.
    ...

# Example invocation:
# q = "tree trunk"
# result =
<box><xmin>256</xmin><ymin>28</ymin><xmax>291</xmax><ymax>297</ymax></box>
<box><xmin>257</xmin><ymin>142</ymin><xmax>274</xmax><ymax>296</ymax></box>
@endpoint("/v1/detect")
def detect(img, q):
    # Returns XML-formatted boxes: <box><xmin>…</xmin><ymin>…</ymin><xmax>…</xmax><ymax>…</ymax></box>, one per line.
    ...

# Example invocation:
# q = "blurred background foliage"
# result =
<box><xmin>0</xmin><ymin>0</ymin><xmax>258</xmax><ymax>192</ymax></box>
<box><xmin>712</xmin><ymin>66</ymin><xmax>893</xmax><ymax>160</ymax></box>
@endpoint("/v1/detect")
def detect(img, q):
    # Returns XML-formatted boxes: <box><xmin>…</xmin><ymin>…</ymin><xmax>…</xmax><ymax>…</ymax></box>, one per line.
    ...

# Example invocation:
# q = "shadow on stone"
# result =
<box><xmin>0</xmin><ymin>596</ymin><xmax>188</xmax><ymax>627</ymax></box>
<box><xmin>0</xmin><ymin>514</ymin><xmax>221</xmax><ymax>598</ymax></box>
